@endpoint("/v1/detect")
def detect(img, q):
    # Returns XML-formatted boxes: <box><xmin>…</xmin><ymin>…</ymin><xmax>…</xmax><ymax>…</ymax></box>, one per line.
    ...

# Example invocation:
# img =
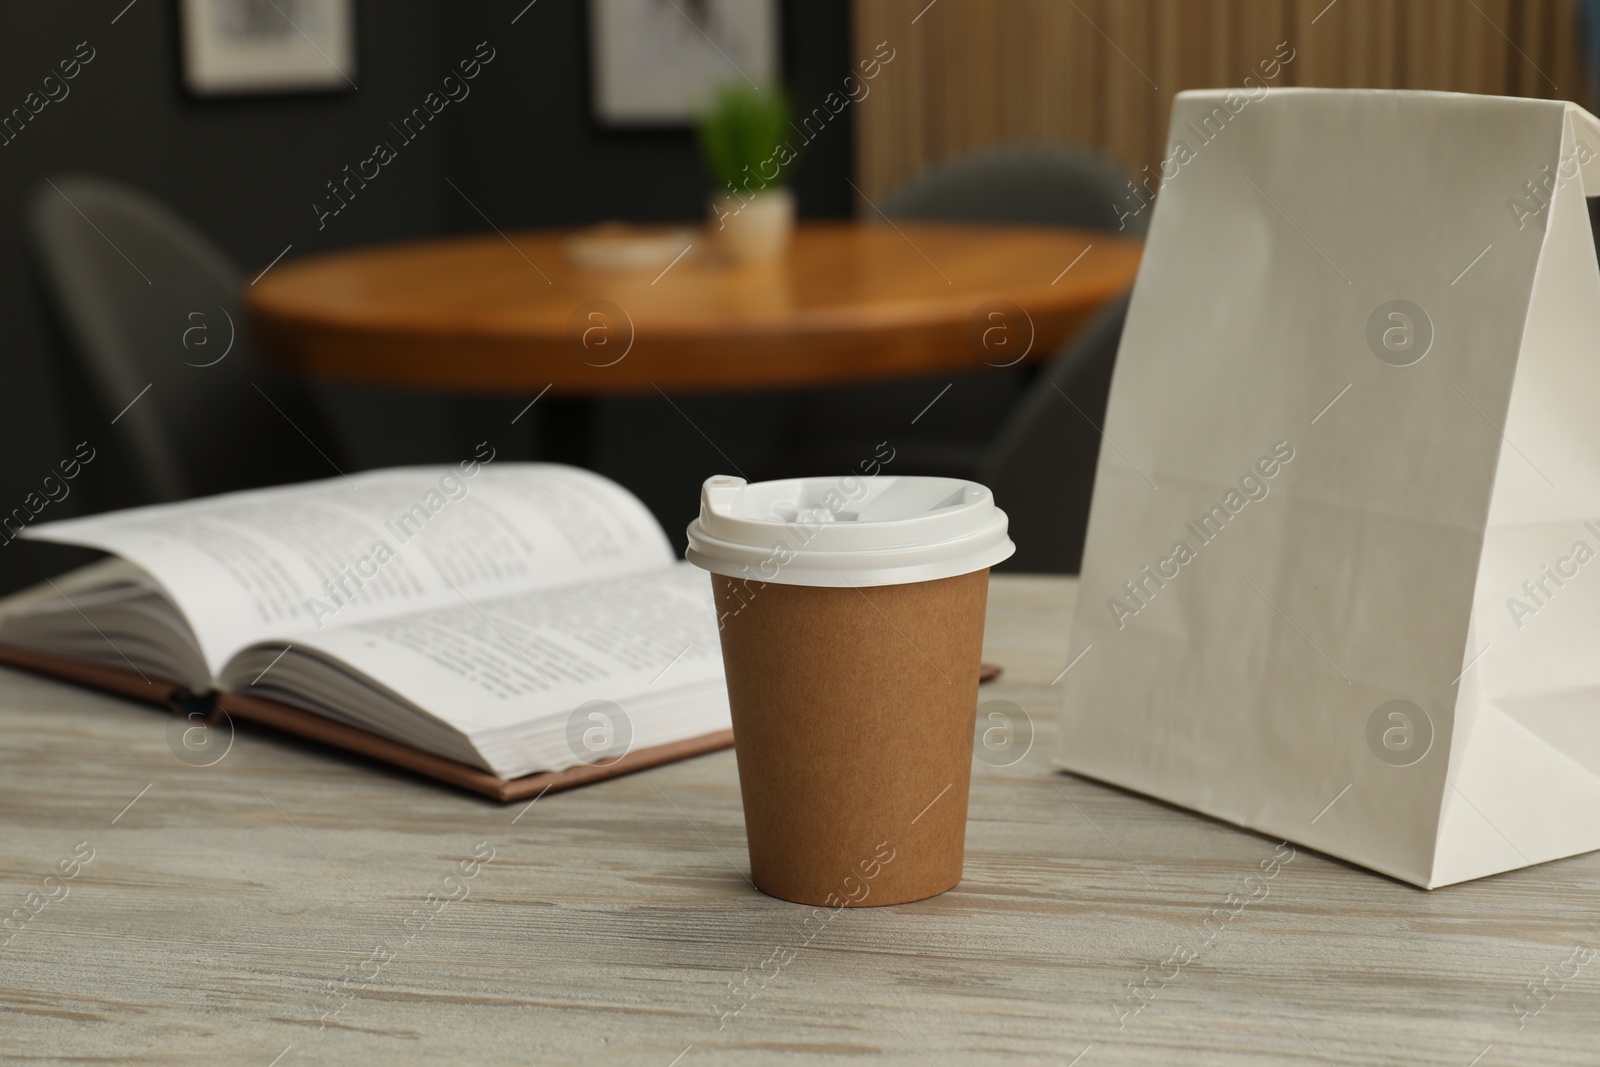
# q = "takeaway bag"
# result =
<box><xmin>1059</xmin><ymin>88</ymin><xmax>1600</xmax><ymax>887</ymax></box>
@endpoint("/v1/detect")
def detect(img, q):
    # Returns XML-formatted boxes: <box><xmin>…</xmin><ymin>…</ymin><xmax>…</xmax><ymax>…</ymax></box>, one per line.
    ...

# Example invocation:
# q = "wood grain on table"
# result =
<box><xmin>0</xmin><ymin>575</ymin><xmax>1595</xmax><ymax>1065</ymax></box>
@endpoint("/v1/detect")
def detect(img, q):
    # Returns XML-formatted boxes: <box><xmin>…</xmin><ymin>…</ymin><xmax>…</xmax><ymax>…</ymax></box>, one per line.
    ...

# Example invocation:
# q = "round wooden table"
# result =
<box><xmin>247</xmin><ymin>222</ymin><xmax>1141</xmax><ymax>395</ymax></box>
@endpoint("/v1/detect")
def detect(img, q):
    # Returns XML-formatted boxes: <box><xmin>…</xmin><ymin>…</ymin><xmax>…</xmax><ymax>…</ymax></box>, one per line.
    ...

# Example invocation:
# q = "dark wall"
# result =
<box><xmin>0</xmin><ymin>0</ymin><xmax>855</xmax><ymax>592</ymax></box>
<box><xmin>442</xmin><ymin>0</ymin><xmax>854</xmax><ymax>227</ymax></box>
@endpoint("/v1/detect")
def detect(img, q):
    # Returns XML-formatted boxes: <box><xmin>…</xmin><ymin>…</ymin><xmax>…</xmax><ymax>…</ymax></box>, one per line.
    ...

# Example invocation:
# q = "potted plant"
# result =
<box><xmin>697</xmin><ymin>83</ymin><xmax>798</xmax><ymax>262</ymax></box>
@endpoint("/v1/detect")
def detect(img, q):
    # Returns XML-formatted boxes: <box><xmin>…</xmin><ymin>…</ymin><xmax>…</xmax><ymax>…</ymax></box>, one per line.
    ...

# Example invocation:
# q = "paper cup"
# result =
<box><xmin>688</xmin><ymin>474</ymin><xmax>1014</xmax><ymax>906</ymax></box>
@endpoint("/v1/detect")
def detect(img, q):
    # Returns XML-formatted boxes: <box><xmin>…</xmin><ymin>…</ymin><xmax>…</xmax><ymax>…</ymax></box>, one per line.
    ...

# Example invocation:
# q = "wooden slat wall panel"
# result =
<box><xmin>852</xmin><ymin>0</ymin><xmax>1588</xmax><ymax>202</ymax></box>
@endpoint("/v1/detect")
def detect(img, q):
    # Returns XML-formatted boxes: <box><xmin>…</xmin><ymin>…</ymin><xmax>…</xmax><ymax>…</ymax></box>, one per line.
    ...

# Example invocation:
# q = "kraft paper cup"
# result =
<box><xmin>687</xmin><ymin>474</ymin><xmax>1015</xmax><ymax>907</ymax></box>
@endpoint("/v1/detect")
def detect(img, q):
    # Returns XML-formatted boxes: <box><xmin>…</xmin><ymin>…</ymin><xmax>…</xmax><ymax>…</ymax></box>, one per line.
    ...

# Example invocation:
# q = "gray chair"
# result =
<box><xmin>763</xmin><ymin>294</ymin><xmax>1129</xmax><ymax>573</ymax></box>
<box><xmin>866</xmin><ymin>142</ymin><xmax>1141</xmax><ymax>446</ymax></box>
<box><xmin>24</xmin><ymin>174</ymin><xmax>342</xmax><ymax>504</ymax></box>
<box><xmin>977</xmin><ymin>293</ymin><xmax>1129</xmax><ymax>573</ymax></box>
<box><xmin>882</xmin><ymin>145</ymin><xmax>1142</xmax><ymax>571</ymax></box>
<box><xmin>881</xmin><ymin>143</ymin><xmax>1148</xmax><ymax>235</ymax></box>
<box><xmin>768</xmin><ymin>144</ymin><xmax>1140</xmax><ymax>570</ymax></box>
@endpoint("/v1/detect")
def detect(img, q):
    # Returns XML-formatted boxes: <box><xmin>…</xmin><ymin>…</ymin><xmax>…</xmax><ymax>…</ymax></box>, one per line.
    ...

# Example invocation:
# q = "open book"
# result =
<box><xmin>0</xmin><ymin>462</ymin><xmax>732</xmax><ymax>799</ymax></box>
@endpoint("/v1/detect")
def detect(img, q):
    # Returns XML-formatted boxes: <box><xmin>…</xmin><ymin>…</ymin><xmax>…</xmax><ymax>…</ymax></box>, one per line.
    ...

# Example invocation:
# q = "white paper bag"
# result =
<box><xmin>1059</xmin><ymin>88</ymin><xmax>1600</xmax><ymax>888</ymax></box>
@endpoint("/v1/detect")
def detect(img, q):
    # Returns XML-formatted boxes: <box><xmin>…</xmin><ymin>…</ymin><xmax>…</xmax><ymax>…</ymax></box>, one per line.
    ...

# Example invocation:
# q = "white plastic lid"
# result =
<box><xmin>685</xmin><ymin>474</ymin><xmax>1015</xmax><ymax>587</ymax></box>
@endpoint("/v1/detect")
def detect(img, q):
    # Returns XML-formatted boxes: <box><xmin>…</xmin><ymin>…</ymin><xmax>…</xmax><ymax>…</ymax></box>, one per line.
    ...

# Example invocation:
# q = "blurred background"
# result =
<box><xmin>2</xmin><ymin>0</ymin><xmax>1594</xmax><ymax>595</ymax></box>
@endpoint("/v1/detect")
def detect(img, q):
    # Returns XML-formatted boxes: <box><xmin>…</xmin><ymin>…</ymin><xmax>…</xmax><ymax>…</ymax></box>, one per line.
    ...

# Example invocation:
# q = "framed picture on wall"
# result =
<box><xmin>589</xmin><ymin>0</ymin><xmax>780</xmax><ymax>125</ymax></box>
<box><xmin>179</xmin><ymin>0</ymin><xmax>357</xmax><ymax>96</ymax></box>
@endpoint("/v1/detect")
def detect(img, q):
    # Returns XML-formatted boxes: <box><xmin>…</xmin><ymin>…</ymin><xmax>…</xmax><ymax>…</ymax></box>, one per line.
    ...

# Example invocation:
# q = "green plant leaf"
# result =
<box><xmin>696</xmin><ymin>83</ymin><xmax>796</xmax><ymax>192</ymax></box>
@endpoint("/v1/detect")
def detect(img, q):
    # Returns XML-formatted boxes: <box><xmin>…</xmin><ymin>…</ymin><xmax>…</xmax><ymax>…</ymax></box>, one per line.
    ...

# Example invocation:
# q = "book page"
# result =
<box><xmin>227</xmin><ymin>563</ymin><xmax>727</xmax><ymax>776</ymax></box>
<box><xmin>21</xmin><ymin>462</ymin><xmax>672</xmax><ymax>676</ymax></box>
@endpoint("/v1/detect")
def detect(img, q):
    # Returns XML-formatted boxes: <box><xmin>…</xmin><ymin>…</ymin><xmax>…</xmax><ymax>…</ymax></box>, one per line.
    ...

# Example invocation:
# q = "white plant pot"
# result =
<box><xmin>708</xmin><ymin>187</ymin><xmax>795</xmax><ymax>263</ymax></box>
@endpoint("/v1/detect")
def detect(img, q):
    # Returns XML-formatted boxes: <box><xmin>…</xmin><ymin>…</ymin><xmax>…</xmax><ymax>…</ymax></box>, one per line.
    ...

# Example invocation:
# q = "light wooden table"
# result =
<box><xmin>1</xmin><ymin>575</ymin><xmax>1595</xmax><ymax>1065</ymax></box>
